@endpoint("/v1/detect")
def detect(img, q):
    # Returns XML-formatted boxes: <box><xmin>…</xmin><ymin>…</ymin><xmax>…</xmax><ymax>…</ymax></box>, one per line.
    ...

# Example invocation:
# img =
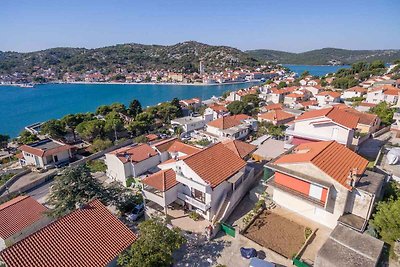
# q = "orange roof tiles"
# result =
<box><xmin>142</xmin><ymin>169</ymin><xmax>178</xmax><ymax>191</ymax></box>
<box><xmin>109</xmin><ymin>143</ymin><xmax>158</xmax><ymax>163</ymax></box>
<box><xmin>222</xmin><ymin>139</ymin><xmax>257</xmax><ymax>159</ymax></box>
<box><xmin>207</xmin><ymin>114</ymin><xmax>251</xmax><ymax>130</ymax></box>
<box><xmin>208</xmin><ymin>104</ymin><xmax>228</xmax><ymax>112</ymax></box>
<box><xmin>298</xmin><ymin>100</ymin><xmax>318</xmax><ymax>107</ymax></box>
<box><xmin>335</xmin><ymin>106</ymin><xmax>379</xmax><ymax>126</ymax></box>
<box><xmin>264</xmin><ymin>103</ymin><xmax>283</xmax><ymax>111</ymax></box>
<box><xmin>316</xmin><ymin>91</ymin><xmax>341</xmax><ymax>98</ymax></box>
<box><xmin>258</xmin><ymin>110</ymin><xmax>295</xmax><ymax>123</ymax></box>
<box><xmin>347</xmin><ymin>86</ymin><xmax>367</xmax><ymax>93</ymax></box>
<box><xmin>285</xmin><ymin>93</ymin><xmax>302</xmax><ymax>99</ymax></box>
<box><xmin>183</xmin><ymin>143</ymin><xmax>246</xmax><ymax>188</ymax></box>
<box><xmin>152</xmin><ymin>138</ymin><xmax>200</xmax><ymax>155</ymax></box>
<box><xmin>19</xmin><ymin>141</ymin><xmax>72</xmax><ymax>158</ymax></box>
<box><xmin>295</xmin><ymin>107</ymin><xmax>359</xmax><ymax>129</ymax></box>
<box><xmin>275</xmin><ymin>141</ymin><xmax>368</xmax><ymax>189</ymax></box>
<box><xmin>0</xmin><ymin>196</ymin><xmax>48</xmax><ymax>240</ymax></box>
<box><xmin>0</xmin><ymin>199</ymin><xmax>137</xmax><ymax>267</ymax></box>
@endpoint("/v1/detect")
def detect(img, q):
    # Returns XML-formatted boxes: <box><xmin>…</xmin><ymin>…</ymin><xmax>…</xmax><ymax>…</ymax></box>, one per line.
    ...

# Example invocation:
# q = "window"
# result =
<box><xmin>191</xmin><ymin>188</ymin><xmax>205</xmax><ymax>203</ymax></box>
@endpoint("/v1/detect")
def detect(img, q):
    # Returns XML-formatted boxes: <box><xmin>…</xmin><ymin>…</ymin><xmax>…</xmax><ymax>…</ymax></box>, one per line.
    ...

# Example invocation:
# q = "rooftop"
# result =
<box><xmin>222</xmin><ymin>139</ymin><xmax>257</xmax><ymax>159</ymax></box>
<box><xmin>171</xmin><ymin>116</ymin><xmax>205</xmax><ymax>124</ymax></box>
<box><xmin>142</xmin><ymin>168</ymin><xmax>178</xmax><ymax>192</ymax></box>
<box><xmin>295</xmin><ymin>107</ymin><xmax>359</xmax><ymax>129</ymax></box>
<box><xmin>315</xmin><ymin>224</ymin><xmax>384</xmax><ymax>267</ymax></box>
<box><xmin>0</xmin><ymin>196</ymin><xmax>48</xmax><ymax>240</ymax></box>
<box><xmin>273</xmin><ymin>141</ymin><xmax>368</xmax><ymax>189</ymax></box>
<box><xmin>258</xmin><ymin>110</ymin><xmax>295</xmax><ymax>123</ymax></box>
<box><xmin>207</xmin><ymin>114</ymin><xmax>251</xmax><ymax>130</ymax></box>
<box><xmin>152</xmin><ymin>137</ymin><xmax>201</xmax><ymax>155</ymax></box>
<box><xmin>19</xmin><ymin>139</ymin><xmax>72</xmax><ymax>157</ymax></box>
<box><xmin>183</xmin><ymin>142</ymin><xmax>246</xmax><ymax>188</ymax></box>
<box><xmin>109</xmin><ymin>143</ymin><xmax>158</xmax><ymax>163</ymax></box>
<box><xmin>0</xmin><ymin>199</ymin><xmax>137</xmax><ymax>267</ymax></box>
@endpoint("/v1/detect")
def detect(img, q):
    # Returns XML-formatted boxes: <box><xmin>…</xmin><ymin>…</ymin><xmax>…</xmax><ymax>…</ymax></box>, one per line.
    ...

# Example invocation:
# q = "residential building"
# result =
<box><xmin>258</xmin><ymin>110</ymin><xmax>295</xmax><ymax>125</ymax></box>
<box><xmin>365</xmin><ymin>85</ymin><xmax>400</xmax><ymax>105</ymax></box>
<box><xmin>0</xmin><ymin>196</ymin><xmax>51</xmax><ymax>251</ymax></box>
<box><xmin>266</xmin><ymin>141</ymin><xmax>385</xmax><ymax>229</ymax></box>
<box><xmin>341</xmin><ymin>86</ymin><xmax>367</xmax><ymax>100</ymax></box>
<box><xmin>171</xmin><ymin>116</ymin><xmax>206</xmax><ymax>133</ymax></box>
<box><xmin>180</xmin><ymin>98</ymin><xmax>202</xmax><ymax>110</ymax></box>
<box><xmin>221</xmin><ymin>139</ymin><xmax>257</xmax><ymax>160</ymax></box>
<box><xmin>285</xmin><ymin>107</ymin><xmax>358</xmax><ymax>147</ymax></box>
<box><xmin>18</xmin><ymin>139</ymin><xmax>73</xmax><ymax>169</ymax></box>
<box><xmin>335</xmin><ymin>106</ymin><xmax>381</xmax><ymax>135</ymax></box>
<box><xmin>226</xmin><ymin>88</ymin><xmax>258</xmax><ymax>102</ymax></box>
<box><xmin>0</xmin><ymin>200</ymin><xmax>137</xmax><ymax>267</ymax></box>
<box><xmin>316</xmin><ymin>91</ymin><xmax>341</xmax><ymax>106</ymax></box>
<box><xmin>203</xmin><ymin>104</ymin><xmax>230</xmax><ymax>122</ymax></box>
<box><xmin>142</xmin><ymin>143</ymin><xmax>255</xmax><ymax>222</ymax></box>
<box><xmin>151</xmin><ymin>137</ymin><xmax>201</xmax><ymax>163</ymax></box>
<box><xmin>105</xmin><ymin>143</ymin><xmax>160</xmax><ymax>186</ymax></box>
<box><xmin>205</xmin><ymin>114</ymin><xmax>257</xmax><ymax>142</ymax></box>
<box><xmin>315</xmin><ymin>224</ymin><xmax>384</xmax><ymax>267</ymax></box>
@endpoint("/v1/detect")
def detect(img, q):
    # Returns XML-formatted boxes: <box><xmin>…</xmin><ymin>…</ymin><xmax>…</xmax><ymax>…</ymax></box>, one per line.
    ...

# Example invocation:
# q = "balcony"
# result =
<box><xmin>175</xmin><ymin>171</ymin><xmax>208</xmax><ymax>193</ymax></box>
<box><xmin>177</xmin><ymin>192</ymin><xmax>210</xmax><ymax>211</ymax></box>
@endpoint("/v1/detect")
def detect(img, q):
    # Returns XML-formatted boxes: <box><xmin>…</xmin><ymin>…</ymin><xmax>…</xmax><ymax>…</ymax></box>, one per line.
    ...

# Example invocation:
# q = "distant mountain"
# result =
<box><xmin>0</xmin><ymin>41</ymin><xmax>261</xmax><ymax>75</ymax></box>
<box><xmin>246</xmin><ymin>48</ymin><xmax>400</xmax><ymax>65</ymax></box>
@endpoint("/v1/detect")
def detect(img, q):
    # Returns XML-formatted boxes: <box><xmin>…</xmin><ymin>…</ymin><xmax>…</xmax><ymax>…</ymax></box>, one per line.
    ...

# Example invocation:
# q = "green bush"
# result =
<box><xmin>305</xmin><ymin>227</ymin><xmax>312</xmax><ymax>240</ymax></box>
<box><xmin>189</xmin><ymin>211</ymin><xmax>200</xmax><ymax>221</ymax></box>
<box><xmin>86</xmin><ymin>160</ymin><xmax>107</xmax><ymax>173</ymax></box>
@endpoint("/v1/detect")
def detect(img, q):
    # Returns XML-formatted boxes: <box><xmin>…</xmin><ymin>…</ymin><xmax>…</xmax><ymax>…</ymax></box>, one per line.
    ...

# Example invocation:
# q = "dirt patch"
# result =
<box><xmin>244</xmin><ymin>210</ymin><xmax>306</xmax><ymax>258</ymax></box>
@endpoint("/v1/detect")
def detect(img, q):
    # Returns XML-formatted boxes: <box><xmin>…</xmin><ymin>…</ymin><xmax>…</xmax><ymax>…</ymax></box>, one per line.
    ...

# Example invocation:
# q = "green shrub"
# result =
<box><xmin>305</xmin><ymin>227</ymin><xmax>312</xmax><ymax>240</ymax></box>
<box><xmin>189</xmin><ymin>211</ymin><xmax>200</xmax><ymax>221</ymax></box>
<box><xmin>86</xmin><ymin>160</ymin><xmax>107</xmax><ymax>172</ymax></box>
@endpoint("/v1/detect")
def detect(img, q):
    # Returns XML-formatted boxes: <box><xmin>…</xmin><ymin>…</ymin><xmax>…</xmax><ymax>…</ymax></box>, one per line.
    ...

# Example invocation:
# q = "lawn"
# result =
<box><xmin>244</xmin><ymin>210</ymin><xmax>307</xmax><ymax>259</ymax></box>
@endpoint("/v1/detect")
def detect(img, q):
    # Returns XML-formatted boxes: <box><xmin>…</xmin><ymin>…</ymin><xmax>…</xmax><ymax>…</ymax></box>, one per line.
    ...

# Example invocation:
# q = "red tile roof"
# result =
<box><xmin>316</xmin><ymin>91</ymin><xmax>341</xmax><ymax>98</ymax></box>
<box><xmin>207</xmin><ymin>114</ymin><xmax>251</xmax><ymax>130</ymax></box>
<box><xmin>347</xmin><ymin>86</ymin><xmax>367</xmax><ymax>93</ymax></box>
<box><xmin>0</xmin><ymin>196</ymin><xmax>48</xmax><ymax>240</ymax></box>
<box><xmin>145</xmin><ymin>134</ymin><xmax>159</xmax><ymax>142</ymax></box>
<box><xmin>183</xmin><ymin>143</ymin><xmax>246</xmax><ymax>188</ymax></box>
<box><xmin>295</xmin><ymin>107</ymin><xmax>359</xmax><ymax>129</ymax></box>
<box><xmin>0</xmin><ymin>199</ymin><xmax>136</xmax><ymax>267</ymax></box>
<box><xmin>258</xmin><ymin>110</ymin><xmax>295</xmax><ymax>123</ymax></box>
<box><xmin>19</xmin><ymin>140</ymin><xmax>72</xmax><ymax>158</ymax></box>
<box><xmin>222</xmin><ymin>139</ymin><xmax>257</xmax><ymax>159</ymax></box>
<box><xmin>109</xmin><ymin>143</ymin><xmax>158</xmax><ymax>164</ymax></box>
<box><xmin>142</xmin><ymin>168</ymin><xmax>178</xmax><ymax>191</ymax></box>
<box><xmin>208</xmin><ymin>104</ymin><xmax>228</xmax><ymax>113</ymax></box>
<box><xmin>298</xmin><ymin>100</ymin><xmax>318</xmax><ymax>108</ymax></box>
<box><xmin>264</xmin><ymin>103</ymin><xmax>283</xmax><ymax>111</ymax></box>
<box><xmin>275</xmin><ymin>141</ymin><xmax>368</xmax><ymax>189</ymax></box>
<box><xmin>152</xmin><ymin>138</ymin><xmax>201</xmax><ymax>155</ymax></box>
<box><xmin>335</xmin><ymin>106</ymin><xmax>379</xmax><ymax>126</ymax></box>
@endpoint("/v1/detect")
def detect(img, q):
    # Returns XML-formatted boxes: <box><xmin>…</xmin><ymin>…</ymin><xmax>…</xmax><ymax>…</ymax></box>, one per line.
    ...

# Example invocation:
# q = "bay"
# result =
<box><xmin>0</xmin><ymin>82</ymin><xmax>258</xmax><ymax>137</ymax></box>
<box><xmin>283</xmin><ymin>64</ymin><xmax>350</xmax><ymax>77</ymax></box>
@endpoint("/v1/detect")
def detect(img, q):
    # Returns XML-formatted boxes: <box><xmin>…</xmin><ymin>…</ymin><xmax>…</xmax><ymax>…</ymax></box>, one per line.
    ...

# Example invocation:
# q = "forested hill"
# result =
<box><xmin>246</xmin><ymin>48</ymin><xmax>400</xmax><ymax>65</ymax></box>
<box><xmin>0</xmin><ymin>41</ymin><xmax>261</xmax><ymax>74</ymax></box>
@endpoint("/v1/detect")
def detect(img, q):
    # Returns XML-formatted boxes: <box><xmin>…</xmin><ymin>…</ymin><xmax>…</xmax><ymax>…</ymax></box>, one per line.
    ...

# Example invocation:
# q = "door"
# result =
<box><xmin>54</xmin><ymin>155</ymin><xmax>59</xmax><ymax>162</ymax></box>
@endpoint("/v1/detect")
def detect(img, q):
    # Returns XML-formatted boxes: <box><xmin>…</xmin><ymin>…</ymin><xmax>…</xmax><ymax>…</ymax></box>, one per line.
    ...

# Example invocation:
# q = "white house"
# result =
<box><xmin>316</xmin><ymin>91</ymin><xmax>341</xmax><ymax>107</ymax></box>
<box><xmin>203</xmin><ymin>104</ymin><xmax>230</xmax><ymax>122</ymax></box>
<box><xmin>285</xmin><ymin>107</ymin><xmax>358</xmax><ymax>148</ymax></box>
<box><xmin>142</xmin><ymin>142</ymin><xmax>255</xmax><ymax>222</ymax></box>
<box><xmin>171</xmin><ymin>116</ymin><xmax>206</xmax><ymax>133</ymax></box>
<box><xmin>105</xmin><ymin>143</ymin><xmax>161</xmax><ymax>186</ymax></box>
<box><xmin>205</xmin><ymin>114</ymin><xmax>258</xmax><ymax>142</ymax></box>
<box><xmin>341</xmin><ymin>86</ymin><xmax>367</xmax><ymax>100</ymax></box>
<box><xmin>365</xmin><ymin>85</ymin><xmax>400</xmax><ymax>105</ymax></box>
<box><xmin>18</xmin><ymin>139</ymin><xmax>72</xmax><ymax>169</ymax></box>
<box><xmin>225</xmin><ymin>88</ymin><xmax>258</xmax><ymax>102</ymax></box>
<box><xmin>266</xmin><ymin>141</ymin><xmax>384</xmax><ymax>230</ymax></box>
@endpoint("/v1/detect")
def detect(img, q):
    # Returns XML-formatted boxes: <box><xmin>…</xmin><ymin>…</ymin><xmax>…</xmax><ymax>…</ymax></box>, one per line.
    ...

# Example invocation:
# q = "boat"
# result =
<box><xmin>18</xmin><ymin>83</ymin><xmax>35</xmax><ymax>88</ymax></box>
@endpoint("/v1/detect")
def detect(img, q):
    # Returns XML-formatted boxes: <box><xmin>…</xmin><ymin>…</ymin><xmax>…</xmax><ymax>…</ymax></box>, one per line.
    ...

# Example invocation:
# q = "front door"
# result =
<box><xmin>54</xmin><ymin>155</ymin><xmax>58</xmax><ymax>162</ymax></box>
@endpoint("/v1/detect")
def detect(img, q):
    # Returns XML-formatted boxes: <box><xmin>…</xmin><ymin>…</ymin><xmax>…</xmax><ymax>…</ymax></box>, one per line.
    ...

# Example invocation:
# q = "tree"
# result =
<box><xmin>76</xmin><ymin>119</ymin><xmax>105</xmax><ymax>141</ymax></box>
<box><xmin>371</xmin><ymin>198</ymin><xmax>400</xmax><ymax>243</ymax></box>
<box><xmin>369</xmin><ymin>60</ymin><xmax>385</xmax><ymax>70</ymax></box>
<box><xmin>0</xmin><ymin>134</ymin><xmax>10</xmax><ymax>149</ymax></box>
<box><xmin>128</xmin><ymin>99</ymin><xmax>143</xmax><ymax>117</ymax></box>
<box><xmin>227</xmin><ymin>101</ymin><xmax>248</xmax><ymax>115</ymax></box>
<box><xmin>128</xmin><ymin>112</ymin><xmax>154</xmax><ymax>136</ymax></box>
<box><xmin>47</xmin><ymin>165</ymin><xmax>110</xmax><ymax>217</ymax></box>
<box><xmin>300</xmin><ymin>71</ymin><xmax>310</xmax><ymax>79</ymax></box>
<box><xmin>370</xmin><ymin>102</ymin><xmax>395</xmax><ymax>126</ymax></box>
<box><xmin>90</xmin><ymin>138</ymin><xmax>113</xmax><ymax>153</ymax></box>
<box><xmin>277</xmin><ymin>81</ymin><xmax>287</xmax><ymax>89</ymax></box>
<box><xmin>242</xmin><ymin>94</ymin><xmax>260</xmax><ymax>107</ymax></box>
<box><xmin>170</xmin><ymin>98</ymin><xmax>183</xmax><ymax>118</ymax></box>
<box><xmin>104</xmin><ymin>111</ymin><xmax>125</xmax><ymax>140</ymax></box>
<box><xmin>61</xmin><ymin>113</ymin><xmax>90</xmax><ymax>142</ymax></box>
<box><xmin>41</xmin><ymin>119</ymin><xmax>66</xmax><ymax>139</ymax></box>
<box><xmin>118</xmin><ymin>219</ymin><xmax>185</xmax><ymax>267</ymax></box>
<box><xmin>18</xmin><ymin>130</ymin><xmax>39</xmax><ymax>144</ymax></box>
<box><xmin>331</xmin><ymin>77</ymin><xmax>358</xmax><ymax>89</ymax></box>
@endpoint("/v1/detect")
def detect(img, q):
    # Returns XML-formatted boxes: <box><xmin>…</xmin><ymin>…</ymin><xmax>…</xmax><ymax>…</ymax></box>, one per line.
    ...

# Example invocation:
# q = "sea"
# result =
<box><xmin>0</xmin><ymin>65</ymin><xmax>345</xmax><ymax>137</ymax></box>
<box><xmin>284</xmin><ymin>64</ymin><xmax>350</xmax><ymax>77</ymax></box>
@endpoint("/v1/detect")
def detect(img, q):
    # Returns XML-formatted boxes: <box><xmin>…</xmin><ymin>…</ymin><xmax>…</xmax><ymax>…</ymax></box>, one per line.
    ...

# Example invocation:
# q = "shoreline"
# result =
<box><xmin>0</xmin><ymin>80</ymin><xmax>261</xmax><ymax>88</ymax></box>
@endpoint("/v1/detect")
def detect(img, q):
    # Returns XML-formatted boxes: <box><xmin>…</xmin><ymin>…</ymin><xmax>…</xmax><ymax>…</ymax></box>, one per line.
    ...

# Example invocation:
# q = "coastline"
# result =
<box><xmin>0</xmin><ymin>80</ymin><xmax>260</xmax><ymax>88</ymax></box>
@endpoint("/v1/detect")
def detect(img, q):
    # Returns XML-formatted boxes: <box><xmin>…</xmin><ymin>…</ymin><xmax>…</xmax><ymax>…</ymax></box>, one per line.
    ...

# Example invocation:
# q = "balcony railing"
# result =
<box><xmin>177</xmin><ymin>192</ymin><xmax>210</xmax><ymax>211</ymax></box>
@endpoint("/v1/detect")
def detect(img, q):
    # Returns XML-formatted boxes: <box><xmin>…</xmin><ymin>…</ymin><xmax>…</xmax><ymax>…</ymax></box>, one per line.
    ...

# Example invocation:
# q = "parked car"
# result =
<box><xmin>126</xmin><ymin>203</ymin><xmax>144</xmax><ymax>221</ymax></box>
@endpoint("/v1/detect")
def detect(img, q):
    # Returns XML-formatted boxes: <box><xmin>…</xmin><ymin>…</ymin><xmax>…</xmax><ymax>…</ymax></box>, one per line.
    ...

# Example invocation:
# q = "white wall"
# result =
<box><xmin>132</xmin><ymin>155</ymin><xmax>161</xmax><ymax>177</ymax></box>
<box><xmin>105</xmin><ymin>154</ymin><xmax>129</xmax><ymax>186</ymax></box>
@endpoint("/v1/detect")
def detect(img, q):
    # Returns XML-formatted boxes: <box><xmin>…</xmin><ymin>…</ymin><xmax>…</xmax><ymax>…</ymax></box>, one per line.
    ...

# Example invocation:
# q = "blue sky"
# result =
<box><xmin>1</xmin><ymin>0</ymin><xmax>399</xmax><ymax>52</ymax></box>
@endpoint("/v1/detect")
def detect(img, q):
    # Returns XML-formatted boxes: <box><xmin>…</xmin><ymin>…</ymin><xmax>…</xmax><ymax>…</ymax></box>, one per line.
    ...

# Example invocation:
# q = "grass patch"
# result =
<box><xmin>0</xmin><ymin>173</ymin><xmax>14</xmax><ymax>186</ymax></box>
<box><xmin>86</xmin><ymin>160</ymin><xmax>107</xmax><ymax>173</ymax></box>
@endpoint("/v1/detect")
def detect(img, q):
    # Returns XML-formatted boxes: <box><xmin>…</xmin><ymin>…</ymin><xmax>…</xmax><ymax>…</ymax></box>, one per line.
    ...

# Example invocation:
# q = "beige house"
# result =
<box><xmin>266</xmin><ymin>141</ymin><xmax>384</xmax><ymax>230</ymax></box>
<box><xmin>19</xmin><ymin>139</ymin><xmax>72</xmax><ymax>169</ymax></box>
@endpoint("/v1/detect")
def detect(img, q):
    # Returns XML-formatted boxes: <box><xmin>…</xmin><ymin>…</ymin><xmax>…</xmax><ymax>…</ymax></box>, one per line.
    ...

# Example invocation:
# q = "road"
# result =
<box><xmin>26</xmin><ymin>180</ymin><xmax>53</xmax><ymax>204</ymax></box>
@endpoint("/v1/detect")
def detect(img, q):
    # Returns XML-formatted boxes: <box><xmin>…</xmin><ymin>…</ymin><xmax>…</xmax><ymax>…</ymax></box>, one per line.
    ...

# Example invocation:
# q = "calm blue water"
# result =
<box><xmin>0</xmin><ymin>82</ymin><xmax>259</xmax><ymax>137</ymax></box>
<box><xmin>283</xmin><ymin>64</ymin><xmax>350</xmax><ymax>77</ymax></box>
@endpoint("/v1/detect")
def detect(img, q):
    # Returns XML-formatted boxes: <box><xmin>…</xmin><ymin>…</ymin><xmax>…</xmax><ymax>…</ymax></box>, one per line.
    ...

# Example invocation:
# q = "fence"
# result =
<box><xmin>372</xmin><ymin>126</ymin><xmax>391</xmax><ymax>138</ymax></box>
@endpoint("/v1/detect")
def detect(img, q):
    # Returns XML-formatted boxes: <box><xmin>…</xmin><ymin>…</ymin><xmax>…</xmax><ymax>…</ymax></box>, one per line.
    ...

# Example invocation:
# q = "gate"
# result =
<box><xmin>220</xmin><ymin>222</ymin><xmax>235</xmax><ymax>237</ymax></box>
